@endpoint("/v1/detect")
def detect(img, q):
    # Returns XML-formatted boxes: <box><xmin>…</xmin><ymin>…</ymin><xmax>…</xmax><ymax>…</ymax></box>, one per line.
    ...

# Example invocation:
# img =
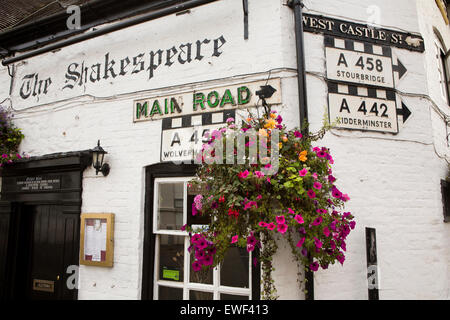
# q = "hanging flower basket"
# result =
<box><xmin>184</xmin><ymin>108</ymin><xmax>355</xmax><ymax>299</ymax></box>
<box><xmin>0</xmin><ymin>106</ymin><xmax>25</xmax><ymax>168</ymax></box>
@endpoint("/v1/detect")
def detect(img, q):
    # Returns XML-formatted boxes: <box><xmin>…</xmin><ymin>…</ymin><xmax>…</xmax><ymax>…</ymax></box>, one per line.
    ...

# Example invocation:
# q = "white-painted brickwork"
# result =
<box><xmin>0</xmin><ymin>0</ymin><xmax>449</xmax><ymax>300</ymax></box>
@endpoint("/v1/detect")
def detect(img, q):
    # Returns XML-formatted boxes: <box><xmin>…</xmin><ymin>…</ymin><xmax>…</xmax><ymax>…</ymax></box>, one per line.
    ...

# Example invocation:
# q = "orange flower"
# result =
<box><xmin>278</xmin><ymin>142</ymin><xmax>283</xmax><ymax>149</ymax></box>
<box><xmin>258</xmin><ymin>128</ymin><xmax>268</xmax><ymax>137</ymax></box>
<box><xmin>282</xmin><ymin>135</ymin><xmax>288</xmax><ymax>142</ymax></box>
<box><xmin>269</xmin><ymin>113</ymin><xmax>277</xmax><ymax>119</ymax></box>
<box><xmin>264</xmin><ymin>119</ymin><xmax>277</xmax><ymax>130</ymax></box>
<box><xmin>299</xmin><ymin>150</ymin><xmax>307</xmax><ymax>162</ymax></box>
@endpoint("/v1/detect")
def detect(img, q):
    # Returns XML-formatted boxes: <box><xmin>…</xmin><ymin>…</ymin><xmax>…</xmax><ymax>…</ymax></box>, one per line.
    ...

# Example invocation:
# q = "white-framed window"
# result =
<box><xmin>152</xmin><ymin>177</ymin><xmax>253</xmax><ymax>300</ymax></box>
<box><xmin>435</xmin><ymin>37</ymin><xmax>450</xmax><ymax>105</ymax></box>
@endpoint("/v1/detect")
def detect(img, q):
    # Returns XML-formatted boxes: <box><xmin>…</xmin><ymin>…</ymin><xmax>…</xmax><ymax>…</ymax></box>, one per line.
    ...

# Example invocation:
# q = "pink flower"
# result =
<box><xmin>299</xmin><ymin>168</ymin><xmax>308</xmax><ymax>177</ymax></box>
<box><xmin>277</xmin><ymin>223</ymin><xmax>288</xmax><ymax>234</ymax></box>
<box><xmin>312</xmin><ymin>216</ymin><xmax>323</xmax><ymax>226</ymax></box>
<box><xmin>194</xmin><ymin>194</ymin><xmax>203</xmax><ymax>210</ymax></box>
<box><xmin>258</xmin><ymin>221</ymin><xmax>268</xmax><ymax>228</ymax></box>
<box><xmin>296</xmin><ymin>237</ymin><xmax>305</xmax><ymax>248</ymax></box>
<box><xmin>231</xmin><ymin>235</ymin><xmax>238</xmax><ymax>244</ymax></box>
<box><xmin>312</xmin><ymin>147</ymin><xmax>321</xmax><ymax>153</ymax></box>
<box><xmin>226</xmin><ymin>117</ymin><xmax>235</xmax><ymax>123</ymax></box>
<box><xmin>294</xmin><ymin>215</ymin><xmax>304</xmax><ymax>224</ymax></box>
<box><xmin>192</xmin><ymin>261</ymin><xmax>202</xmax><ymax>272</ymax></box>
<box><xmin>256</xmin><ymin>195</ymin><xmax>262</xmax><ymax>200</ymax></box>
<box><xmin>211</xmin><ymin>130</ymin><xmax>222</xmax><ymax>140</ymax></box>
<box><xmin>317</xmin><ymin>151</ymin><xmax>327</xmax><ymax>158</ymax></box>
<box><xmin>337</xmin><ymin>253</ymin><xmax>345</xmax><ymax>265</ymax></box>
<box><xmin>202</xmin><ymin>255</ymin><xmax>213</xmax><ymax>266</ymax></box>
<box><xmin>312</xmin><ymin>172</ymin><xmax>318</xmax><ymax>180</ymax></box>
<box><xmin>191</xmin><ymin>234</ymin><xmax>202</xmax><ymax>244</ymax></box>
<box><xmin>313</xmin><ymin>182</ymin><xmax>322</xmax><ymax>190</ymax></box>
<box><xmin>310</xmin><ymin>261</ymin><xmax>319</xmax><ymax>272</ymax></box>
<box><xmin>341</xmin><ymin>194</ymin><xmax>350</xmax><ymax>202</ymax></box>
<box><xmin>196</xmin><ymin>238</ymin><xmax>208</xmax><ymax>250</ymax></box>
<box><xmin>314</xmin><ymin>237</ymin><xmax>322</xmax><ymax>249</ymax></box>
<box><xmin>288</xmin><ymin>208</ymin><xmax>295</xmax><ymax>215</ymax></box>
<box><xmin>254</xmin><ymin>171</ymin><xmax>265</xmax><ymax>178</ymax></box>
<box><xmin>267</xmin><ymin>223</ymin><xmax>276</xmax><ymax>231</ymax></box>
<box><xmin>349</xmin><ymin>221</ymin><xmax>356</xmax><ymax>230</ymax></box>
<box><xmin>330</xmin><ymin>240</ymin><xmax>336</xmax><ymax>250</ymax></box>
<box><xmin>332</xmin><ymin>186</ymin><xmax>342</xmax><ymax>199</ymax></box>
<box><xmin>307</xmin><ymin>190</ymin><xmax>316</xmax><ymax>199</ymax></box>
<box><xmin>294</xmin><ymin>131</ymin><xmax>303</xmax><ymax>138</ymax></box>
<box><xmin>276</xmin><ymin>115</ymin><xmax>283</xmax><ymax>124</ymax></box>
<box><xmin>323</xmin><ymin>227</ymin><xmax>330</xmax><ymax>237</ymax></box>
<box><xmin>238</xmin><ymin>170</ymin><xmax>250</xmax><ymax>179</ymax></box>
<box><xmin>192</xmin><ymin>203</ymin><xmax>198</xmax><ymax>216</ymax></box>
<box><xmin>316</xmin><ymin>208</ymin><xmax>327</xmax><ymax>214</ymax></box>
<box><xmin>276</xmin><ymin>215</ymin><xmax>285</xmax><ymax>224</ymax></box>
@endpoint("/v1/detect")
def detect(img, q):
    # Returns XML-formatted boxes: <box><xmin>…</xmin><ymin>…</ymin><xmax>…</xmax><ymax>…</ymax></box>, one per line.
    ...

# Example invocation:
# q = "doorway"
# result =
<box><xmin>0</xmin><ymin>151</ymin><xmax>92</xmax><ymax>300</ymax></box>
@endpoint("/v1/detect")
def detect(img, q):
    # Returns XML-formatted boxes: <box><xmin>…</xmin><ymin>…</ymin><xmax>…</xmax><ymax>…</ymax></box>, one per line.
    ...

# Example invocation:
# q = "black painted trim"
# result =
<box><xmin>303</xmin><ymin>13</ymin><xmax>425</xmax><ymax>52</ymax></box>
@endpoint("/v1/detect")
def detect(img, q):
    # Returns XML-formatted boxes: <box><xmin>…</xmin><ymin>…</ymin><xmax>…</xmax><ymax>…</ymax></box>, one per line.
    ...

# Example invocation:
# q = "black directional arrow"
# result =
<box><xmin>397</xmin><ymin>102</ymin><xmax>411</xmax><ymax>122</ymax></box>
<box><xmin>393</xmin><ymin>59</ymin><xmax>407</xmax><ymax>80</ymax></box>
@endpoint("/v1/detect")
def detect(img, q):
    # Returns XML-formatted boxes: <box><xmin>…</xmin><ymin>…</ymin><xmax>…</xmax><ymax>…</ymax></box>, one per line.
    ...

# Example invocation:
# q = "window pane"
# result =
<box><xmin>220</xmin><ymin>293</ymin><xmax>249</xmax><ymax>300</ymax></box>
<box><xmin>158</xmin><ymin>286</ymin><xmax>183</xmax><ymax>300</ymax></box>
<box><xmin>187</xmin><ymin>194</ymin><xmax>211</xmax><ymax>226</ymax></box>
<box><xmin>157</xmin><ymin>182</ymin><xmax>184</xmax><ymax>231</ymax></box>
<box><xmin>220</xmin><ymin>247</ymin><xmax>249</xmax><ymax>288</ymax></box>
<box><xmin>159</xmin><ymin>235</ymin><xmax>184</xmax><ymax>282</ymax></box>
<box><xmin>189</xmin><ymin>290</ymin><xmax>213</xmax><ymax>300</ymax></box>
<box><xmin>190</xmin><ymin>254</ymin><xmax>213</xmax><ymax>285</ymax></box>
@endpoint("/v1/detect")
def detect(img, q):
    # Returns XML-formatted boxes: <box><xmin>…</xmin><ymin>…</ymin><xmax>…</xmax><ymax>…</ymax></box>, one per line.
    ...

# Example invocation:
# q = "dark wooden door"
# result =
<box><xmin>0</xmin><ymin>201</ymin><xmax>12</xmax><ymax>300</ymax></box>
<box><xmin>27</xmin><ymin>205</ymin><xmax>80</xmax><ymax>300</ymax></box>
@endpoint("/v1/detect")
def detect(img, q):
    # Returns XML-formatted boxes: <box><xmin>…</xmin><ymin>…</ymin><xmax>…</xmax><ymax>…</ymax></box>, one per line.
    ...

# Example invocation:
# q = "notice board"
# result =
<box><xmin>80</xmin><ymin>213</ymin><xmax>114</xmax><ymax>267</ymax></box>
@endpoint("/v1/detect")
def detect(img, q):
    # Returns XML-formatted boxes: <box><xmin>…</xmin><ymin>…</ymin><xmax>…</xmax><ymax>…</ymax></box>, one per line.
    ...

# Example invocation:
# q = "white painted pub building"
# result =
<box><xmin>0</xmin><ymin>0</ymin><xmax>449</xmax><ymax>300</ymax></box>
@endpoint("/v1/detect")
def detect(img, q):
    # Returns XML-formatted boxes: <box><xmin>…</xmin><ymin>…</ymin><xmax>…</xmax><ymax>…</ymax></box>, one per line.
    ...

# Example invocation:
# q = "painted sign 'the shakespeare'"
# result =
<box><xmin>17</xmin><ymin>36</ymin><xmax>227</xmax><ymax>103</ymax></box>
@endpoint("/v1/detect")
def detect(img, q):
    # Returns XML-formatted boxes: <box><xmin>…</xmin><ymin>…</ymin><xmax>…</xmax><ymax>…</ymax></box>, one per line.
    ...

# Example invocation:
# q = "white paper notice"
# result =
<box><xmin>85</xmin><ymin>219</ymin><xmax>108</xmax><ymax>262</ymax></box>
<box><xmin>85</xmin><ymin>226</ymin><xmax>94</xmax><ymax>256</ymax></box>
<box><xmin>101</xmin><ymin>223</ymin><xmax>107</xmax><ymax>251</ymax></box>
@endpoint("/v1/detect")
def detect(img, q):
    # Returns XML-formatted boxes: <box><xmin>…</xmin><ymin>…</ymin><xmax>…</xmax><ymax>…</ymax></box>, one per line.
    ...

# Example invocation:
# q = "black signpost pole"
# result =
<box><xmin>288</xmin><ymin>0</ymin><xmax>314</xmax><ymax>301</ymax></box>
<box><xmin>288</xmin><ymin>0</ymin><xmax>309</xmax><ymax>135</ymax></box>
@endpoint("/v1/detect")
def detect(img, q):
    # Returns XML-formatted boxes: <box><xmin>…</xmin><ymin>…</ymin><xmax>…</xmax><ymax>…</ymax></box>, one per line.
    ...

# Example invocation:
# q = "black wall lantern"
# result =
<box><xmin>91</xmin><ymin>140</ymin><xmax>110</xmax><ymax>176</ymax></box>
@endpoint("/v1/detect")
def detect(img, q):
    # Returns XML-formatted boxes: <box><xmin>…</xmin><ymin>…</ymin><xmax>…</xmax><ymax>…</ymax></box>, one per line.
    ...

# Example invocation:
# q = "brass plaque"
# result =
<box><xmin>33</xmin><ymin>279</ymin><xmax>54</xmax><ymax>293</ymax></box>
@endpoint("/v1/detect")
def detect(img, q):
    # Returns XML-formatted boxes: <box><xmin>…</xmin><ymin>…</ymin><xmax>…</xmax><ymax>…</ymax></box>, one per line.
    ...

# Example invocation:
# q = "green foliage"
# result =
<box><xmin>0</xmin><ymin>106</ymin><xmax>24</xmax><ymax>166</ymax></box>
<box><xmin>186</xmin><ymin>108</ymin><xmax>355</xmax><ymax>299</ymax></box>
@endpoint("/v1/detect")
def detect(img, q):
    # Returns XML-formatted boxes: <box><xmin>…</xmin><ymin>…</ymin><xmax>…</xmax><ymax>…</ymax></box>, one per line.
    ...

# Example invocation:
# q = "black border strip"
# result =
<box><xmin>304</xmin><ymin>13</ymin><xmax>425</xmax><ymax>52</ymax></box>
